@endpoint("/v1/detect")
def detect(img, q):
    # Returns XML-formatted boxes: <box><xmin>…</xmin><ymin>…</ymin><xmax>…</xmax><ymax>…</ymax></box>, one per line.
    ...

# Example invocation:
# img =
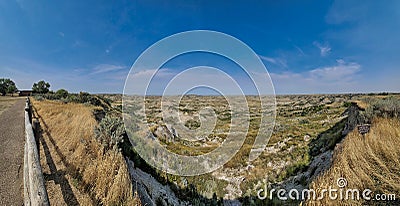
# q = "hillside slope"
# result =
<box><xmin>32</xmin><ymin>99</ymin><xmax>137</xmax><ymax>205</ymax></box>
<box><xmin>308</xmin><ymin>117</ymin><xmax>400</xmax><ymax>205</ymax></box>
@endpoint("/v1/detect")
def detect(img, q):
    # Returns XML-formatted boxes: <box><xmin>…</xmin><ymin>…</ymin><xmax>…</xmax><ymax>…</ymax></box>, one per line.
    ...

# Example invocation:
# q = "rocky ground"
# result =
<box><xmin>117</xmin><ymin>93</ymin><xmax>397</xmax><ymax>204</ymax></box>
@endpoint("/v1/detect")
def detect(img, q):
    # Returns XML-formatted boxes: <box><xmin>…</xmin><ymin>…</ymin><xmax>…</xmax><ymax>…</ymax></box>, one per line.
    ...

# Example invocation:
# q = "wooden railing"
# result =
<box><xmin>24</xmin><ymin>97</ymin><xmax>49</xmax><ymax>206</ymax></box>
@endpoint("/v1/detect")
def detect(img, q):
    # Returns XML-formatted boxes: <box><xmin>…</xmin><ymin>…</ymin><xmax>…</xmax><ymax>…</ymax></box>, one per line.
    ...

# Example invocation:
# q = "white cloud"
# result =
<box><xmin>58</xmin><ymin>32</ymin><xmax>65</xmax><ymax>37</ymax></box>
<box><xmin>90</xmin><ymin>64</ymin><xmax>126</xmax><ymax>75</ymax></box>
<box><xmin>126</xmin><ymin>68</ymin><xmax>176</xmax><ymax>82</ymax></box>
<box><xmin>269</xmin><ymin>60</ymin><xmax>362</xmax><ymax>93</ymax></box>
<box><xmin>313</xmin><ymin>41</ymin><xmax>331</xmax><ymax>57</ymax></box>
<box><xmin>258</xmin><ymin>55</ymin><xmax>288</xmax><ymax>68</ymax></box>
<box><xmin>124</xmin><ymin>67</ymin><xmax>267</xmax><ymax>95</ymax></box>
<box><xmin>259</xmin><ymin>55</ymin><xmax>277</xmax><ymax>64</ymax></box>
<box><xmin>127</xmin><ymin>60</ymin><xmax>362</xmax><ymax>95</ymax></box>
<box><xmin>294</xmin><ymin>45</ymin><xmax>306</xmax><ymax>56</ymax></box>
<box><xmin>124</xmin><ymin>68</ymin><xmax>176</xmax><ymax>95</ymax></box>
<box><xmin>309</xmin><ymin>59</ymin><xmax>360</xmax><ymax>81</ymax></box>
<box><xmin>270</xmin><ymin>72</ymin><xmax>302</xmax><ymax>80</ymax></box>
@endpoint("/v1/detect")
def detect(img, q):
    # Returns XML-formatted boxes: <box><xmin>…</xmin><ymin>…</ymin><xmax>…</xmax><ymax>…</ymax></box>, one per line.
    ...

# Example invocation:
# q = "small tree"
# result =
<box><xmin>0</xmin><ymin>78</ymin><xmax>18</xmax><ymax>96</ymax></box>
<box><xmin>7</xmin><ymin>84</ymin><xmax>17</xmax><ymax>94</ymax></box>
<box><xmin>32</xmin><ymin>80</ymin><xmax>50</xmax><ymax>94</ymax></box>
<box><xmin>55</xmin><ymin>89</ymin><xmax>69</xmax><ymax>99</ymax></box>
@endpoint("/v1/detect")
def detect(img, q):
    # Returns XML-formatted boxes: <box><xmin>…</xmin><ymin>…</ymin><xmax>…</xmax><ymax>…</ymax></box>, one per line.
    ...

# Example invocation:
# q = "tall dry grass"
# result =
<box><xmin>308</xmin><ymin>118</ymin><xmax>400</xmax><ymax>205</ymax></box>
<box><xmin>32</xmin><ymin>99</ymin><xmax>136</xmax><ymax>205</ymax></box>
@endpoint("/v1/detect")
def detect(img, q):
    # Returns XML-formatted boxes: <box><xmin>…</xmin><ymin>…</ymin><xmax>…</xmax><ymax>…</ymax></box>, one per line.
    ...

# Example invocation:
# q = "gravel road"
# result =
<box><xmin>0</xmin><ymin>98</ymin><xmax>25</xmax><ymax>205</ymax></box>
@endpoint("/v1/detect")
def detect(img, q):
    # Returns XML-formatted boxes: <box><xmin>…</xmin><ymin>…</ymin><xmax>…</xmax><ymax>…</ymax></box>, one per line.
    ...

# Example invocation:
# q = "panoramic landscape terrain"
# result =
<box><xmin>1</xmin><ymin>1</ymin><xmax>400</xmax><ymax>205</ymax></box>
<box><xmin>1</xmin><ymin>86</ymin><xmax>398</xmax><ymax>205</ymax></box>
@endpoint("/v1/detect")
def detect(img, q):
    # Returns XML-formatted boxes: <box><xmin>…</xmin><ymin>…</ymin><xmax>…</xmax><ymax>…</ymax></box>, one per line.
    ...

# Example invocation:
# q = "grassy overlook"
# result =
<box><xmin>28</xmin><ymin>91</ymin><xmax>400</xmax><ymax>205</ymax></box>
<box><xmin>31</xmin><ymin>98</ymin><xmax>137</xmax><ymax>205</ymax></box>
<box><xmin>309</xmin><ymin>117</ymin><xmax>400</xmax><ymax>205</ymax></box>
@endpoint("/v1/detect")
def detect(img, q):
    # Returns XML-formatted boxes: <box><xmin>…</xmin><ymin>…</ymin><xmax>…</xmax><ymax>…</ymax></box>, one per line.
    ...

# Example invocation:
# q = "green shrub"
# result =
<box><xmin>55</xmin><ymin>89</ymin><xmax>69</xmax><ymax>99</ymax></box>
<box><xmin>343</xmin><ymin>102</ymin><xmax>352</xmax><ymax>107</ymax></box>
<box><xmin>362</xmin><ymin>96</ymin><xmax>400</xmax><ymax>119</ymax></box>
<box><xmin>34</xmin><ymin>95</ymin><xmax>44</xmax><ymax>101</ymax></box>
<box><xmin>185</xmin><ymin>119</ymin><xmax>201</xmax><ymax>129</ymax></box>
<box><xmin>94</xmin><ymin>115</ymin><xmax>125</xmax><ymax>152</ymax></box>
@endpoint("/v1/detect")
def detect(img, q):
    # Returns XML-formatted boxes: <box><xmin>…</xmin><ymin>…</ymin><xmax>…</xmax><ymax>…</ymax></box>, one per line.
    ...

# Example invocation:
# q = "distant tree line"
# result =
<box><xmin>0</xmin><ymin>79</ymin><xmax>53</xmax><ymax>96</ymax></box>
<box><xmin>0</xmin><ymin>79</ymin><xmax>79</xmax><ymax>101</ymax></box>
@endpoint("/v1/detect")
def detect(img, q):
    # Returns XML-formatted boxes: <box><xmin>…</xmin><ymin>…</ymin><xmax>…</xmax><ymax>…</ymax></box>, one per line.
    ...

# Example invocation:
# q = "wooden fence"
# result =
<box><xmin>23</xmin><ymin>97</ymin><xmax>49</xmax><ymax>206</ymax></box>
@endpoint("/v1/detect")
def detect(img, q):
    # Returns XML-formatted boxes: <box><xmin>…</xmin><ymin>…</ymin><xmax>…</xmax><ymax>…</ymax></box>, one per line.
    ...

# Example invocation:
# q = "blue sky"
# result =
<box><xmin>0</xmin><ymin>0</ymin><xmax>399</xmax><ymax>94</ymax></box>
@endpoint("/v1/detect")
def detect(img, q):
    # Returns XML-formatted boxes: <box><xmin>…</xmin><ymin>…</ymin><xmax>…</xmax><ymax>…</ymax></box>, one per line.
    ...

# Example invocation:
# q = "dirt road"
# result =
<box><xmin>0</xmin><ymin>98</ymin><xmax>25</xmax><ymax>205</ymax></box>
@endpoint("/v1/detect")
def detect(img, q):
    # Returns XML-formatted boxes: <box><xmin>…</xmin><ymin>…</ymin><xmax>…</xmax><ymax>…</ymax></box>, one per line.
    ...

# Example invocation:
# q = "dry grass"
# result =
<box><xmin>0</xmin><ymin>96</ymin><xmax>19</xmax><ymax>115</ymax></box>
<box><xmin>352</xmin><ymin>100</ymin><xmax>369</xmax><ymax>110</ymax></box>
<box><xmin>308</xmin><ymin>118</ymin><xmax>400</xmax><ymax>205</ymax></box>
<box><xmin>32</xmin><ymin>99</ymin><xmax>136</xmax><ymax>205</ymax></box>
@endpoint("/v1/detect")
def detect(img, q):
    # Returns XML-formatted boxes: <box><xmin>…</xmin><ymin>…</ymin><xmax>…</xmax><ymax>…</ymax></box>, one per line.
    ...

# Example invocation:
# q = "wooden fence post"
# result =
<box><xmin>24</xmin><ymin>97</ymin><xmax>49</xmax><ymax>206</ymax></box>
<box><xmin>25</xmin><ymin>97</ymin><xmax>32</xmax><ymax>123</ymax></box>
<box><xmin>32</xmin><ymin>118</ymin><xmax>40</xmax><ymax>158</ymax></box>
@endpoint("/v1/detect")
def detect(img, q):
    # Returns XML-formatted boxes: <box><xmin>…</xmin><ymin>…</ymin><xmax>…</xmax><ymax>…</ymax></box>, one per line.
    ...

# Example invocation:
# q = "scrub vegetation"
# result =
<box><xmin>31</xmin><ymin>92</ymin><xmax>400</xmax><ymax>205</ymax></box>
